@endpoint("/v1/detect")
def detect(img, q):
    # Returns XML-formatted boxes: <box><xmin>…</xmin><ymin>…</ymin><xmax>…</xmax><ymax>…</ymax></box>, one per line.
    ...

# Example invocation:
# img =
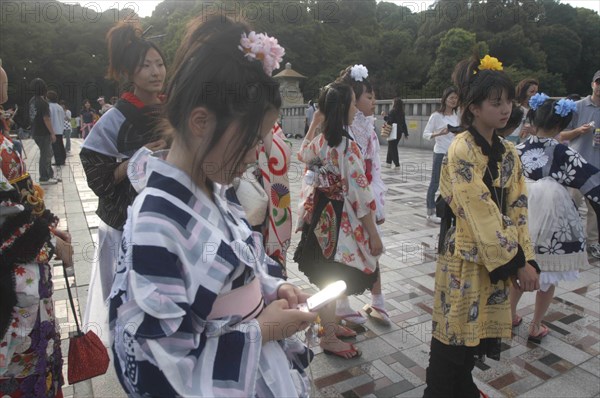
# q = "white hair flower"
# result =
<box><xmin>239</xmin><ymin>31</ymin><xmax>285</xmax><ymax>76</ymax></box>
<box><xmin>350</xmin><ymin>64</ymin><xmax>369</xmax><ymax>82</ymax></box>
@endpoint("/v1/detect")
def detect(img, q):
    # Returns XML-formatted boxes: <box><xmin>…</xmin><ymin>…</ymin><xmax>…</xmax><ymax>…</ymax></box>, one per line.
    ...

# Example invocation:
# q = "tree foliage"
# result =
<box><xmin>1</xmin><ymin>0</ymin><xmax>599</xmax><ymax>122</ymax></box>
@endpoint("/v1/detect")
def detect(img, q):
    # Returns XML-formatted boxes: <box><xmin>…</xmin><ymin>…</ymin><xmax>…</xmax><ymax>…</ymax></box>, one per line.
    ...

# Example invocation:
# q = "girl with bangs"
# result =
<box><xmin>80</xmin><ymin>20</ymin><xmax>168</xmax><ymax>344</ymax></box>
<box><xmin>108</xmin><ymin>16</ymin><xmax>316</xmax><ymax>397</ymax></box>
<box><xmin>424</xmin><ymin>56</ymin><xmax>540</xmax><ymax>397</ymax></box>
<box><xmin>296</xmin><ymin>82</ymin><xmax>383</xmax><ymax>359</ymax></box>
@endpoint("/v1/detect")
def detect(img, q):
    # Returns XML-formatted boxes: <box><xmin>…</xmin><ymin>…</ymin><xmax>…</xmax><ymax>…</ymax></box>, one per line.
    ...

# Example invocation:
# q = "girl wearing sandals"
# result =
<box><xmin>296</xmin><ymin>82</ymin><xmax>384</xmax><ymax>359</ymax></box>
<box><xmin>109</xmin><ymin>16</ymin><xmax>317</xmax><ymax>397</ymax></box>
<box><xmin>334</xmin><ymin>65</ymin><xmax>390</xmax><ymax>326</ymax></box>
<box><xmin>424</xmin><ymin>55</ymin><xmax>540</xmax><ymax>398</ymax></box>
<box><xmin>511</xmin><ymin>94</ymin><xmax>600</xmax><ymax>343</ymax></box>
<box><xmin>80</xmin><ymin>20</ymin><xmax>168</xmax><ymax>344</ymax></box>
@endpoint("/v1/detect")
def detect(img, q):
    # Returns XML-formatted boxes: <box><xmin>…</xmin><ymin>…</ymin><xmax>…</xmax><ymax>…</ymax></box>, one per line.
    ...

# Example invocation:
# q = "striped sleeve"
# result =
<box><xmin>79</xmin><ymin>148</ymin><xmax>120</xmax><ymax>198</ymax></box>
<box><xmin>117</xmin><ymin>194</ymin><xmax>264</xmax><ymax>396</ymax></box>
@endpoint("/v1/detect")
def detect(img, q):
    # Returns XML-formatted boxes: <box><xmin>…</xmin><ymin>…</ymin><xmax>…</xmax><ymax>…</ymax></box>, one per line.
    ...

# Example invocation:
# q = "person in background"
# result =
<box><xmin>422</xmin><ymin>86</ymin><xmax>460</xmax><ymax>224</ymax></box>
<box><xmin>508</xmin><ymin>78</ymin><xmax>539</xmax><ymax>144</ymax></box>
<box><xmin>60</xmin><ymin>100</ymin><xmax>72</xmax><ymax>154</ymax></box>
<box><xmin>560</xmin><ymin>69</ymin><xmax>600</xmax><ymax>259</ymax></box>
<box><xmin>47</xmin><ymin>91</ymin><xmax>66</xmax><ymax>167</ymax></box>
<box><xmin>28</xmin><ymin>78</ymin><xmax>58</xmax><ymax>185</ymax></box>
<box><xmin>80</xmin><ymin>19</ymin><xmax>168</xmax><ymax>345</ymax></box>
<box><xmin>72</xmin><ymin>113</ymin><xmax>80</xmax><ymax>138</ymax></box>
<box><xmin>97</xmin><ymin>96</ymin><xmax>113</xmax><ymax>115</ymax></box>
<box><xmin>79</xmin><ymin>99</ymin><xmax>96</xmax><ymax>139</ymax></box>
<box><xmin>384</xmin><ymin>97</ymin><xmax>408</xmax><ymax>169</ymax></box>
<box><xmin>303</xmin><ymin>99</ymin><xmax>316</xmax><ymax>138</ymax></box>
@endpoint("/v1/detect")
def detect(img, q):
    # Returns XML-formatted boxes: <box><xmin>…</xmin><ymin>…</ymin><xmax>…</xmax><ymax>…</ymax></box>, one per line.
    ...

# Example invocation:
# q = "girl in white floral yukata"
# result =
<box><xmin>511</xmin><ymin>94</ymin><xmax>600</xmax><ymax>343</ymax></box>
<box><xmin>296</xmin><ymin>82</ymin><xmax>384</xmax><ymax>359</ymax></box>
<box><xmin>334</xmin><ymin>64</ymin><xmax>390</xmax><ymax>326</ymax></box>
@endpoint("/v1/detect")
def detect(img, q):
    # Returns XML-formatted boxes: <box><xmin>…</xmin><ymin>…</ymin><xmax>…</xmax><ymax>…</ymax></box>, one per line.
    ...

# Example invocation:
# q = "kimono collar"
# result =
<box><xmin>349</xmin><ymin>110</ymin><xmax>375</xmax><ymax>150</ymax></box>
<box><xmin>143</xmin><ymin>154</ymin><xmax>253</xmax><ymax>243</ymax></box>
<box><xmin>467</xmin><ymin>126</ymin><xmax>505</xmax><ymax>188</ymax></box>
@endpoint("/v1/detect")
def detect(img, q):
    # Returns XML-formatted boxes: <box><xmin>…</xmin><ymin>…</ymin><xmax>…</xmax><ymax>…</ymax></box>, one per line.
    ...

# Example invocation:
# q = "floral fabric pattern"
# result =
<box><xmin>516</xmin><ymin>136</ymin><xmax>600</xmax><ymax>272</ymax></box>
<box><xmin>349</xmin><ymin>110</ymin><xmax>387</xmax><ymax>222</ymax></box>
<box><xmin>299</xmin><ymin>134</ymin><xmax>379</xmax><ymax>273</ymax></box>
<box><xmin>0</xmin><ymin>136</ymin><xmax>25</xmax><ymax>182</ymax></box>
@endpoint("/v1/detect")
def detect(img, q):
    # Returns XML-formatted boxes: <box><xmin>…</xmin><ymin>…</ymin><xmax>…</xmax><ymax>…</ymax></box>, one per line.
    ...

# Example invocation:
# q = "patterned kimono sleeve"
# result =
<box><xmin>344</xmin><ymin>141</ymin><xmax>376</xmax><ymax>219</ymax></box>
<box><xmin>506</xmin><ymin>146</ymin><xmax>536</xmax><ymax>263</ymax></box>
<box><xmin>297</xmin><ymin>135</ymin><xmax>322</xmax><ymax>164</ymax></box>
<box><xmin>444</xmin><ymin>141</ymin><xmax>524</xmax><ymax>273</ymax></box>
<box><xmin>117</xmin><ymin>212</ymin><xmax>263</xmax><ymax>397</ymax></box>
<box><xmin>555</xmin><ymin>145</ymin><xmax>600</xmax><ymax>211</ymax></box>
<box><xmin>367</xmin><ymin>132</ymin><xmax>387</xmax><ymax>222</ymax></box>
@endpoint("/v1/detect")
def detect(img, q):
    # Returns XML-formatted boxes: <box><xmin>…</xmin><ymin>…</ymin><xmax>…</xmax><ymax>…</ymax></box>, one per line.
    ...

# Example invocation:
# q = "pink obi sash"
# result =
<box><xmin>207</xmin><ymin>277</ymin><xmax>264</xmax><ymax>321</ymax></box>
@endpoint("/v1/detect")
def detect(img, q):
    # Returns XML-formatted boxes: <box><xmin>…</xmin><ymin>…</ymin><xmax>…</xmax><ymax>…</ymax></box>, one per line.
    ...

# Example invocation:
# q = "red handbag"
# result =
<box><xmin>62</xmin><ymin>263</ymin><xmax>110</xmax><ymax>384</ymax></box>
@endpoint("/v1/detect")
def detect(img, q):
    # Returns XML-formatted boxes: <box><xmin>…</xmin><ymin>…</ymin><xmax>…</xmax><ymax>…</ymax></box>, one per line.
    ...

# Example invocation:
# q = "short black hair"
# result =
<box><xmin>527</xmin><ymin>98</ymin><xmax>574</xmax><ymax>132</ymax></box>
<box><xmin>46</xmin><ymin>90</ymin><xmax>58</xmax><ymax>103</ymax></box>
<box><xmin>29</xmin><ymin>78</ymin><xmax>47</xmax><ymax>97</ymax></box>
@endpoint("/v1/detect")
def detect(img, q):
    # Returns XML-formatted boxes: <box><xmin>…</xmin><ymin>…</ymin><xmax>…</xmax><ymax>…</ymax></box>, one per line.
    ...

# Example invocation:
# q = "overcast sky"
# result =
<box><xmin>62</xmin><ymin>0</ymin><xmax>599</xmax><ymax>18</ymax></box>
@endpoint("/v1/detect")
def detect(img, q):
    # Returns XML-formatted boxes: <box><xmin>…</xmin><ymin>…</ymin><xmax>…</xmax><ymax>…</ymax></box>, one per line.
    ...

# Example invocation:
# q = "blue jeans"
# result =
<box><xmin>64</xmin><ymin>128</ymin><xmax>71</xmax><ymax>152</ymax></box>
<box><xmin>34</xmin><ymin>135</ymin><xmax>54</xmax><ymax>181</ymax></box>
<box><xmin>426</xmin><ymin>152</ymin><xmax>445</xmax><ymax>211</ymax></box>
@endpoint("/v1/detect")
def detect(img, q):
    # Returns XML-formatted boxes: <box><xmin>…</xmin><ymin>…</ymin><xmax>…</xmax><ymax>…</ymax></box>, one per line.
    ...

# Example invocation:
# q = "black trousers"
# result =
<box><xmin>52</xmin><ymin>135</ymin><xmax>66</xmax><ymax>166</ymax></box>
<box><xmin>386</xmin><ymin>138</ymin><xmax>399</xmax><ymax>166</ymax></box>
<box><xmin>423</xmin><ymin>338</ymin><xmax>480</xmax><ymax>398</ymax></box>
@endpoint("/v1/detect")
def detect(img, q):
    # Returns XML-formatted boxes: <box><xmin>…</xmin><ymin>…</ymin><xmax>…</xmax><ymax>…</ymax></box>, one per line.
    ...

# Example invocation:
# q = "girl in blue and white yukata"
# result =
<box><xmin>511</xmin><ymin>94</ymin><xmax>600</xmax><ymax>343</ymax></box>
<box><xmin>108</xmin><ymin>16</ymin><xmax>317</xmax><ymax>397</ymax></box>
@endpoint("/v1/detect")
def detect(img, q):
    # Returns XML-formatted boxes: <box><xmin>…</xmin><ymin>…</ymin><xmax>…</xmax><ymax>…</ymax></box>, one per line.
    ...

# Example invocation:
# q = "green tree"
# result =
<box><xmin>487</xmin><ymin>25</ymin><xmax>546</xmax><ymax>71</ymax></box>
<box><xmin>424</xmin><ymin>28</ymin><xmax>488</xmax><ymax>94</ymax></box>
<box><xmin>538</xmin><ymin>25</ymin><xmax>581</xmax><ymax>77</ymax></box>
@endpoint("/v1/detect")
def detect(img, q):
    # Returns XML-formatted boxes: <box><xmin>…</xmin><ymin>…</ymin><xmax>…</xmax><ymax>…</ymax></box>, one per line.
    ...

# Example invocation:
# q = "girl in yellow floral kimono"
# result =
<box><xmin>424</xmin><ymin>56</ymin><xmax>540</xmax><ymax>398</ymax></box>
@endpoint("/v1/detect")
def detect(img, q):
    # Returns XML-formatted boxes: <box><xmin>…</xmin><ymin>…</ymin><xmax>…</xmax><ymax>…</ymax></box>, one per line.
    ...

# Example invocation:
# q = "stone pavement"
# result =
<box><xmin>20</xmin><ymin>137</ymin><xmax>599</xmax><ymax>398</ymax></box>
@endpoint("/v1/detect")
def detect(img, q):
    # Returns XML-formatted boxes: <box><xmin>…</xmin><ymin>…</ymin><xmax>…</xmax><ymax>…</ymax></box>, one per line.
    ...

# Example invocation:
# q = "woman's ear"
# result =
<box><xmin>188</xmin><ymin>107</ymin><xmax>213</xmax><ymax>138</ymax></box>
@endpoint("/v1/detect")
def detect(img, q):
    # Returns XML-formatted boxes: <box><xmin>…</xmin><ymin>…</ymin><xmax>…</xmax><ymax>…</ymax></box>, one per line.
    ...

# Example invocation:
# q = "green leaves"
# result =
<box><xmin>1</xmin><ymin>0</ymin><xmax>599</xmax><ymax>111</ymax></box>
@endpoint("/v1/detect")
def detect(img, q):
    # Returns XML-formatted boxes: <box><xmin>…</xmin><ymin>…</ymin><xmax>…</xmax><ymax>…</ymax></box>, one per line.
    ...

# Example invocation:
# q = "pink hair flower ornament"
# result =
<box><xmin>239</xmin><ymin>31</ymin><xmax>285</xmax><ymax>76</ymax></box>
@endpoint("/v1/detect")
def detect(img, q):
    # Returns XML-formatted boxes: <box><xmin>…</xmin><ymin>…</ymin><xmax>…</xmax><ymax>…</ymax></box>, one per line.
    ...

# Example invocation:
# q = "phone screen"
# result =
<box><xmin>306</xmin><ymin>281</ymin><xmax>347</xmax><ymax>311</ymax></box>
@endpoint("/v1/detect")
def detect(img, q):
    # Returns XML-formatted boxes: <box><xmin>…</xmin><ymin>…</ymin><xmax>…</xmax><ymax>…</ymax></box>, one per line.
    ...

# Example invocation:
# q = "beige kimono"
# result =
<box><xmin>432</xmin><ymin>133</ymin><xmax>536</xmax><ymax>347</ymax></box>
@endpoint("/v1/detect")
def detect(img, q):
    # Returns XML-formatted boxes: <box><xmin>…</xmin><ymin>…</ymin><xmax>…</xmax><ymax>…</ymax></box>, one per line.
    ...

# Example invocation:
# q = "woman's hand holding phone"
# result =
<box><xmin>258</xmin><ymin>298</ymin><xmax>317</xmax><ymax>343</ymax></box>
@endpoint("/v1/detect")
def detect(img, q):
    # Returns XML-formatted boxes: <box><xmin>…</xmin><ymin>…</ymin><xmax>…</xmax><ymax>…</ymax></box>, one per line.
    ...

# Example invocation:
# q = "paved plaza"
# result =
<box><xmin>21</xmin><ymin>136</ymin><xmax>599</xmax><ymax>398</ymax></box>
